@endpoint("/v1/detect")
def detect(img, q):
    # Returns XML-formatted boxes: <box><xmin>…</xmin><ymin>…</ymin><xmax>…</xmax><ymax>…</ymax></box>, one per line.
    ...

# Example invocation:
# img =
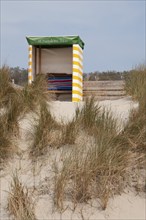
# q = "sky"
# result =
<box><xmin>0</xmin><ymin>0</ymin><xmax>145</xmax><ymax>72</ymax></box>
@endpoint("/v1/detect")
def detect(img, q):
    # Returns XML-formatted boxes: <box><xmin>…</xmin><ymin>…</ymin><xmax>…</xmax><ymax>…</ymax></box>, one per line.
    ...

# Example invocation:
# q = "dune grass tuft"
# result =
<box><xmin>20</xmin><ymin>74</ymin><xmax>50</xmax><ymax>112</ymax></box>
<box><xmin>53</xmin><ymin>99</ymin><xmax>128</xmax><ymax>210</ymax></box>
<box><xmin>124</xmin><ymin>64</ymin><xmax>146</xmax><ymax>102</ymax></box>
<box><xmin>8</xmin><ymin>173</ymin><xmax>36</xmax><ymax>220</ymax></box>
<box><xmin>59</xmin><ymin>108</ymin><xmax>81</xmax><ymax>146</ymax></box>
<box><xmin>0</xmin><ymin>67</ymin><xmax>52</xmax><ymax>165</ymax></box>
<box><xmin>60</xmin><ymin>120</ymin><xmax>78</xmax><ymax>146</ymax></box>
<box><xmin>123</xmin><ymin>64</ymin><xmax>146</xmax><ymax>194</ymax></box>
<box><xmin>0</xmin><ymin>115</ymin><xmax>12</xmax><ymax>166</ymax></box>
<box><xmin>54</xmin><ymin>135</ymin><xmax>129</xmax><ymax>210</ymax></box>
<box><xmin>124</xmin><ymin>64</ymin><xmax>146</xmax><ymax>154</ymax></box>
<box><xmin>30</xmin><ymin>101</ymin><xmax>59</xmax><ymax>159</ymax></box>
<box><xmin>0</xmin><ymin>66</ymin><xmax>16</xmax><ymax>108</ymax></box>
<box><xmin>77</xmin><ymin>97</ymin><xmax>100</xmax><ymax>133</ymax></box>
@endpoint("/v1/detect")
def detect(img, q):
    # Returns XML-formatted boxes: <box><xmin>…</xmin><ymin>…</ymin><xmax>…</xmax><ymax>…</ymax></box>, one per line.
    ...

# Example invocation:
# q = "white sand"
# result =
<box><xmin>1</xmin><ymin>96</ymin><xmax>145</xmax><ymax>220</ymax></box>
<box><xmin>35</xmin><ymin>192</ymin><xmax>146</xmax><ymax>220</ymax></box>
<box><xmin>51</xmin><ymin>96</ymin><xmax>138</xmax><ymax>120</ymax></box>
<box><xmin>50</xmin><ymin>96</ymin><xmax>138</xmax><ymax>130</ymax></box>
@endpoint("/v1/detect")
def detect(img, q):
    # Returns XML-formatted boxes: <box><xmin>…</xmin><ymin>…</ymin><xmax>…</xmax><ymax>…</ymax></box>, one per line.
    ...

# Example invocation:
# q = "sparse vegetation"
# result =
<box><xmin>0</xmin><ymin>66</ymin><xmax>16</xmax><ymax>108</ymax></box>
<box><xmin>75</xmin><ymin>97</ymin><xmax>117</xmax><ymax>138</ymax></box>
<box><xmin>30</xmin><ymin>101</ymin><xmax>59</xmax><ymax>159</ymax></box>
<box><xmin>0</xmin><ymin>114</ymin><xmax>12</xmax><ymax>165</ymax></box>
<box><xmin>0</xmin><ymin>63</ymin><xmax>145</xmax><ymax>218</ymax></box>
<box><xmin>0</xmin><ymin>66</ymin><xmax>20</xmax><ymax>166</ymax></box>
<box><xmin>3</xmin><ymin>92</ymin><xmax>24</xmax><ymax>134</ymax></box>
<box><xmin>77</xmin><ymin>97</ymin><xmax>101</xmax><ymax>133</ymax></box>
<box><xmin>124</xmin><ymin>64</ymin><xmax>146</xmax><ymax>102</ymax></box>
<box><xmin>8</xmin><ymin>173</ymin><xmax>36</xmax><ymax>220</ymax></box>
<box><xmin>123</xmin><ymin>64</ymin><xmax>146</xmax><ymax>194</ymax></box>
<box><xmin>0</xmin><ymin>66</ymin><xmax>51</xmax><ymax>166</ymax></box>
<box><xmin>53</xmin><ymin>66</ymin><xmax>146</xmax><ymax>209</ymax></box>
<box><xmin>53</xmin><ymin>98</ymin><xmax>129</xmax><ymax>210</ymax></box>
<box><xmin>60</xmin><ymin>119</ymin><xmax>78</xmax><ymax>146</ymax></box>
<box><xmin>54</xmin><ymin>135</ymin><xmax>129</xmax><ymax>210</ymax></box>
<box><xmin>20</xmin><ymin>74</ymin><xmax>50</xmax><ymax>112</ymax></box>
<box><xmin>124</xmin><ymin>64</ymin><xmax>146</xmax><ymax>154</ymax></box>
<box><xmin>59</xmin><ymin>108</ymin><xmax>80</xmax><ymax>146</ymax></box>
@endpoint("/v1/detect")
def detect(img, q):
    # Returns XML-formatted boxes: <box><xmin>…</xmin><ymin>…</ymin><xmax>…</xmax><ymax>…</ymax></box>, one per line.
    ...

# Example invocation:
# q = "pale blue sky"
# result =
<box><xmin>1</xmin><ymin>0</ymin><xmax>145</xmax><ymax>72</ymax></box>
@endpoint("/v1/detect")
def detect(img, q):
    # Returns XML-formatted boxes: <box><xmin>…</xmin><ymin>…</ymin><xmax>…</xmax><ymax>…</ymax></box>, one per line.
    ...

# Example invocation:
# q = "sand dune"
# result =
<box><xmin>1</xmin><ymin>97</ymin><xmax>145</xmax><ymax>220</ymax></box>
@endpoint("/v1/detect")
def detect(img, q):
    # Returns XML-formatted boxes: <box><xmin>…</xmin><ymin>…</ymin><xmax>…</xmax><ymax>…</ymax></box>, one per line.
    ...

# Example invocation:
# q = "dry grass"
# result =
<box><xmin>0</xmin><ymin>115</ymin><xmax>12</xmax><ymax>166</ymax></box>
<box><xmin>30</xmin><ymin>101</ymin><xmax>59</xmax><ymax>159</ymax></box>
<box><xmin>8</xmin><ymin>173</ymin><xmax>36</xmax><ymax>220</ymax></box>
<box><xmin>20</xmin><ymin>74</ymin><xmax>50</xmax><ymax>112</ymax></box>
<box><xmin>60</xmin><ymin>120</ymin><xmax>77</xmax><ymax>146</ymax></box>
<box><xmin>53</xmin><ymin>100</ymin><xmax>129</xmax><ymax>211</ymax></box>
<box><xmin>94</xmin><ymin>108</ymin><xmax>117</xmax><ymax>138</ymax></box>
<box><xmin>0</xmin><ymin>66</ymin><xmax>22</xmax><ymax>133</ymax></box>
<box><xmin>0</xmin><ymin>66</ymin><xmax>16</xmax><ymax>108</ymax></box>
<box><xmin>59</xmin><ymin>108</ymin><xmax>80</xmax><ymax>146</ymax></box>
<box><xmin>52</xmin><ymin>65</ymin><xmax>145</xmax><ymax>210</ymax></box>
<box><xmin>123</xmin><ymin>109</ymin><xmax>146</xmax><ymax>153</ymax></box>
<box><xmin>77</xmin><ymin>97</ymin><xmax>100</xmax><ymax>133</ymax></box>
<box><xmin>0</xmin><ymin>67</ymin><xmax>20</xmax><ymax>166</ymax></box>
<box><xmin>30</xmin><ymin>99</ymin><xmax>80</xmax><ymax>157</ymax></box>
<box><xmin>54</xmin><ymin>72</ymin><xmax>146</xmax><ymax>210</ymax></box>
<box><xmin>124</xmin><ymin>64</ymin><xmax>146</xmax><ymax>194</ymax></box>
<box><xmin>1</xmin><ymin>63</ymin><xmax>145</xmax><ymax>214</ymax></box>
<box><xmin>0</xmin><ymin>67</ymin><xmax>50</xmax><ymax>115</ymax></box>
<box><xmin>54</xmin><ymin>136</ymin><xmax>129</xmax><ymax>210</ymax></box>
<box><xmin>3</xmin><ymin>92</ymin><xmax>25</xmax><ymax>134</ymax></box>
<box><xmin>76</xmin><ymin>97</ymin><xmax>117</xmax><ymax>138</ymax></box>
<box><xmin>0</xmin><ymin>67</ymin><xmax>52</xmax><ymax>165</ymax></box>
<box><xmin>56</xmin><ymin>97</ymin><xmax>117</xmax><ymax>149</ymax></box>
<box><xmin>124</xmin><ymin>64</ymin><xmax>146</xmax><ymax>102</ymax></box>
<box><xmin>124</xmin><ymin>64</ymin><xmax>146</xmax><ymax>154</ymax></box>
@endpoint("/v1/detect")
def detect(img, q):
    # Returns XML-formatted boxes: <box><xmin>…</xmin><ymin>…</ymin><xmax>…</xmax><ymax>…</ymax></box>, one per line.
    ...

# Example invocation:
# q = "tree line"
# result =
<box><xmin>83</xmin><ymin>70</ymin><xmax>129</xmax><ymax>81</ymax></box>
<box><xmin>9</xmin><ymin>67</ymin><xmax>130</xmax><ymax>85</ymax></box>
